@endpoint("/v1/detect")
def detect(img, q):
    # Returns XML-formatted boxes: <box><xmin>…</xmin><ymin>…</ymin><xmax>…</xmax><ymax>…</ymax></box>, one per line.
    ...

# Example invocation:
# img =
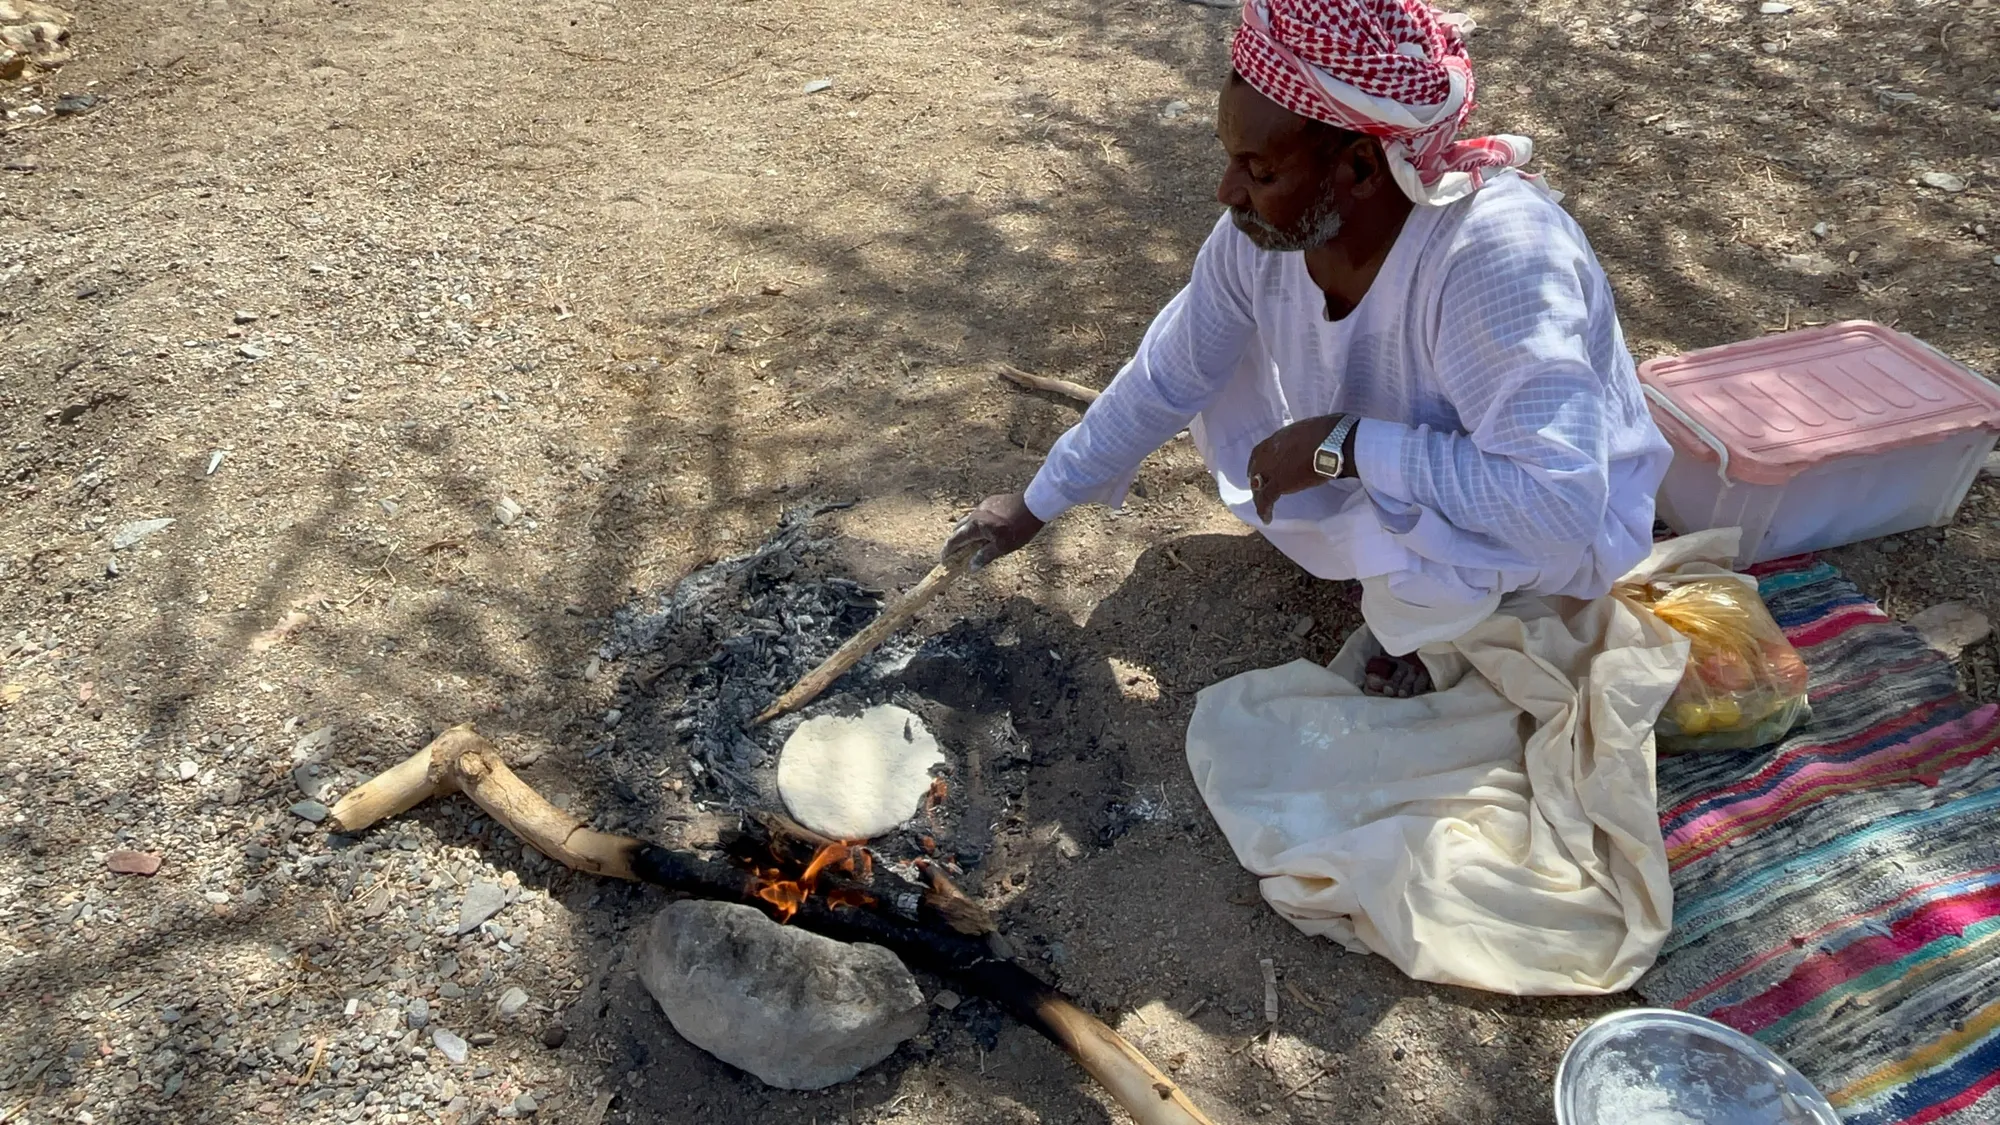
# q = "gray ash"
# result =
<box><xmin>600</xmin><ymin>507</ymin><xmax>891</xmax><ymax>800</ymax></box>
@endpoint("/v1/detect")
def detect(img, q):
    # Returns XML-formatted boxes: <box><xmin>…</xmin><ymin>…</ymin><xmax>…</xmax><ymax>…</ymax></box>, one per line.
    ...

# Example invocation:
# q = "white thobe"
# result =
<box><xmin>1023</xmin><ymin>174</ymin><xmax>1673</xmax><ymax>652</ymax></box>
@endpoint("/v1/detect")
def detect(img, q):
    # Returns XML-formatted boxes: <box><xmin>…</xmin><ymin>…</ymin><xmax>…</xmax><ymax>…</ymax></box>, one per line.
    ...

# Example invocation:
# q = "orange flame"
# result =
<box><xmin>750</xmin><ymin>840</ymin><xmax>869</xmax><ymax>923</ymax></box>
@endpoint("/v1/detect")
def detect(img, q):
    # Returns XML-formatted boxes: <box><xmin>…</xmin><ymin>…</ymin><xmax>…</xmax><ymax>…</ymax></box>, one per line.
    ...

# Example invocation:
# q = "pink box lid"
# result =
<box><xmin>1638</xmin><ymin>321</ymin><xmax>2000</xmax><ymax>485</ymax></box>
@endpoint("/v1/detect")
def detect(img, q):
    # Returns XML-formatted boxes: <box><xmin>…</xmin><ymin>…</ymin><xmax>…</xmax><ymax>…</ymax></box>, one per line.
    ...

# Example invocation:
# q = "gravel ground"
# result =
<box><xmin>1</xmin><ymin>0</ymin><xmax>1996</xmax><ymax>1123</ymax></box>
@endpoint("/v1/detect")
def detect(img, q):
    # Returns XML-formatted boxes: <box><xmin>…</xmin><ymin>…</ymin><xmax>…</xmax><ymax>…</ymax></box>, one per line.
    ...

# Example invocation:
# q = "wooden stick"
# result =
<box><xmin>997</xmin><ymin>364</ymin><xmax>1101</xmax><ymax>406</ymax></box>
<box><xmin>332</xmin><ymin>728</ymin><xmax>1222</xmax><ymax>1125</ymax></box>
<box><xmin>753</xmin><ymin>545</ymin><xmax>975</xmax><ymax>725</ymax></box>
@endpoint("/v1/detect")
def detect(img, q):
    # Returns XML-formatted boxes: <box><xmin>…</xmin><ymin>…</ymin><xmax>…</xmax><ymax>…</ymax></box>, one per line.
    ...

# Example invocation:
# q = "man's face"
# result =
<box><xmin>1215</xmin><ymin>78</ymin><xmax>1357</xmax><ymax>252</ymax></box>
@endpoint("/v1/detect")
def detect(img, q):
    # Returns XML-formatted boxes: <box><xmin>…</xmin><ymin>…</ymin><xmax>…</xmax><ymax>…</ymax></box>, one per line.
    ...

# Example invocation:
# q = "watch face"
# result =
<box><xmin>1313</xmin><ymin>447</ymin><xmax>1342</xmax><ymax>477</ymax></box>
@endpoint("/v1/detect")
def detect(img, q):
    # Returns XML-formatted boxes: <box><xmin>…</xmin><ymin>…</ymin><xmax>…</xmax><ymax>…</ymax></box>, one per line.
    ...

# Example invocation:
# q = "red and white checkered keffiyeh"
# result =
<box><xmin>1232</xmin><ymin>0</ymin><xmax>1537</xmax><ymax>206</ymax></box>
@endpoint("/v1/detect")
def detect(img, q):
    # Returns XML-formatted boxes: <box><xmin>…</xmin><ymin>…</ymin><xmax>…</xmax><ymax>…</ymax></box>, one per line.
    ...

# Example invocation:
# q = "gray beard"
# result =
<box><xmin>1230</xmin><ymin>194</ymin><xmax>1343</xmax><ymax>252</ymax></box>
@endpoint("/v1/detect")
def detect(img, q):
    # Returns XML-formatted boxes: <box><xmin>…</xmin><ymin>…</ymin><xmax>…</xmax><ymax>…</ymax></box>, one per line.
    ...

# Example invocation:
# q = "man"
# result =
<box><xmin>945</xmin><ymin>0</ymin><xmax>1671</xmax><ymax>693</ymax></box>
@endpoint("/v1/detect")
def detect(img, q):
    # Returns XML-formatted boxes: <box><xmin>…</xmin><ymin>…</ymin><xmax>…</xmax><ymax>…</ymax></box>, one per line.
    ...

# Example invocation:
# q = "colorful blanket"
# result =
<box><xmin>1638</xmin><ymin>557</ymin><xmax>2000</xmax><ymax>1124</ymax></box>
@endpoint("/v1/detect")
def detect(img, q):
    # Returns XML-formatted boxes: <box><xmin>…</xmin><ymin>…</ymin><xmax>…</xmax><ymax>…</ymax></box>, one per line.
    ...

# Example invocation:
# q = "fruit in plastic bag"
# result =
<box><xmin>1625</xmin><ymin>575</ymin><xmax>1811</xmax><ymax>753</ymax></box>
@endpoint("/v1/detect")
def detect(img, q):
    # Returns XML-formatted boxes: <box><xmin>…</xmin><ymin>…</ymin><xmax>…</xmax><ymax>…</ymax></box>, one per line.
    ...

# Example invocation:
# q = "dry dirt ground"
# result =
<box><xmin>1</xmin><ymin>0</ymin><xmax>1996</xmax><ymax>1122</ymax></box>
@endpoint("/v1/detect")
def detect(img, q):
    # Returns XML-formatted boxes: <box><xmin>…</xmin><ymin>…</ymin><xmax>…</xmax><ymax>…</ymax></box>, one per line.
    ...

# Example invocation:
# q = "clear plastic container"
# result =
<box><xmin>1640</xmin><ymin>322</ymin><xmax>2000</xmax><ymax>567</ymax></box>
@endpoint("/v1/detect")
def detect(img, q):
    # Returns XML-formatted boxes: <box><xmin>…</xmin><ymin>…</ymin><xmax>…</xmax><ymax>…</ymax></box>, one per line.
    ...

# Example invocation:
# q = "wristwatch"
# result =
<box><xmin>1312</xmin><ymin>414</ymin><xmax>1360</xmax><ymax>479</ymax></box>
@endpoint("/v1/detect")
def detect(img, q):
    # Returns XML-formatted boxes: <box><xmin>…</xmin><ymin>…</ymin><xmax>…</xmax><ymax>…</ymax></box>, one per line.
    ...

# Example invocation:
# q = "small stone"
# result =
<box><xmin>1810</xmin><ymin>221</ymin><xmax>1830</xmax><ymax>239</ymax></box>
<box><xmin>493</xmin><ymin>496</ymin><xmax>524</xmax><ymax>527</ymax></box>
<box><xmin>1758</xmin><ymin>1</ymin><xmax>1792</xmax><ymax>11</ymax></box>
<box><xmin>802</xmin><ymin>78</ymin><xmax>833</xmax><ymax>94</ymax></box>
<box><xmin>1289</xmin><ymin>615</ymin><xmax>1314</xmax><ymax>639</ymax></box>
<box><xmin>457</xmin><ymin>880</ymin><xmax>513</xmax><ymax>934</ymax></box>
<box><xmin>601</xmin><ymin>708</ymin><xmax>621</xmax><ymax>729</ymax></box>
<box><xmin>3</xmin><ymin>156</ymin><xmax>37</xmax><ymax>172</ymax></box>
<box><xmin>1760</xmin><ymin>41</ymin><xmax>1782</xmax><ymax>53</ymax></box>
<box><xmin>514</xmin><ymin>1094</ymin><xmax>538</xmax><ymax>1115</ymax></box>
<box><xmin>469</xmin><ymin>1032</ymin><xmax>498</xmax><ymax>1047</ymax></box>
<box><xmin>233</xmin><ymin>310</ymin><xmax>259</xmax><ymax>324</ymax></box>
<box><xmin>273</xmin><ymin>1031</ymin><xmax>303</xmax><ymax>1059</ymax></box>
<box><xmin>540</xmin><ymin>1024</ymin><xmax>568</xmax><ymax>1049</ymax></box>
<box><xmin>289</xmin><ymin>800</ymin><xmax>329</xmax><ymax>824</ymax></box>
<box><xmin>932</xmin><ymin>990</ymin><xmax>962</xmax><ymax>1010</ymax></box>
<box><xmin>54</xmin><ymin>94</ymin><xmax>97</xmax><ymax>116</ymax></box>
<box><xmin>638</xmin><ymin>901</ymin><xmax>927</xmax><ymax>1090</ymax></box>
<box><xmin>219</xmin><ymin>780</ymin><xmax>243</xmax><ymax>806</ymax></box>
<box><xmin>238</xmin><ymin>342</ymin><xmax>268</xmax><ymax>360</ymax></box>
<box><xmin>291</xmin><ymin>765</ymin><xmax>329</xmax><ymax>801</ymax></box>
<box><xmin>106</xmin><ymin>850</ymin><xmax>162</xmax><ymax>876</ymax></box>
<box><xmin>110</xmin><ymin>518</ymin><xmax>174</xmax><ymax>550</ymax></box>
<box><xmin>177</xmin><ymin>760</ymin><xmax>199</xmax><ymax>782</ymax></box>
<box><xmin>1920</xmin><ymin>171</ymin><xmax>1968</xmax><ymax>193</ymax></box>
<box><xmin>206</xmin><ymin>450</ymin><xmax>225</xmax><ymax>475</ymax></box>
<box><xmin>203</xmin><ymin>890</ymin><xmax>231</xmax><ymax>905</ymax></box>
<box><xmin>1909</xmin><ymin>602</ymin><xmax>1991</xmax><ymax>659</ymax></box>
<box><xmin>406</xmin><ymin>998</ymin><xmax>430</xmax><ymax>1029</ymax></box>
<box><xmin>439</xmin><ymin>982</ymin><xmax>464</xmax><ymax>1000</ymax></box>
<box><xmin>498</xmin><ymin>987</ymin><xmax>530</xmax><ymax>1018</ymax></box>
<box><xmin>1161</xmin><ymin>99</ymin><xmax>1190</xmax><ymax>119</ymax></box>
<box><xmin>432</xmin><ymin>1029</ymin><xmax>469</xmax><ymax>1065</ymax></box>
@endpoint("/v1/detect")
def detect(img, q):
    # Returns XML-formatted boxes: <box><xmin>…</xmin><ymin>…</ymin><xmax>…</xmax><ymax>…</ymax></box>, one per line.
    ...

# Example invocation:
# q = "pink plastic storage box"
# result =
<box><xmin>1640</xmin><ymin>321</ymin><xmax>2000</xmax><ymax>567</ymax></box>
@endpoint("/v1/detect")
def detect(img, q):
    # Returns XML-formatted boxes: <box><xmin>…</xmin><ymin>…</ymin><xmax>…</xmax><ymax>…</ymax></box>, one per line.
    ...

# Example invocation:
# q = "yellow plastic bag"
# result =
<box><xmin>1626</xmin><ymin>576</ymin><xmax>1811</xmax><ymax>753</ymax></box>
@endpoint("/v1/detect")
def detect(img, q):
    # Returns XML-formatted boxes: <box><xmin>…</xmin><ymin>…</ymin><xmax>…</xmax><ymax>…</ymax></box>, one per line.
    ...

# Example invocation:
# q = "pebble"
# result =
<box><xmin>498</xmin><ymin>987</ymin><xmax>530</xmax><ymax>1017</ymax></box>
<box><xmin>439</xmin><ymin>982</ymin><xmax>464</xmax><ymax>1000</ymax></box>
<box><xmin>203</xmin><ymin>891</ymin><xmax>230</xmax><ymax>905</ymax></box>
<box><xmin>220</xmin><ymin>779</ymin><xmax>244</xmax><ymax>806</ymax></box>
<box><xmin>53</xmin><ymin>94</ymin><xmax>97</xmax><ymax>116</ymax></box>
<box><xmin>273</xmin><ymin>1031</ymin><xmax>303</xmax><ymax>1059</ymax></box>
<box><xmin>1161</xmin><ymin>99</ymin><xmax>1190</xmax><ymax>119</ymax></box>
<box><xmin>1758</xmin><ymin>0</ymin><xmax>1792</xmax><ymax>10</ymax></box>
<box><xmin>514</xmin><ymin>1093</ymin><xmax>538</xmax><ymax>1115</ymax></box>
<box><xmin>1920</xmin><ymin>171</ymin><xmax>1968</xmax><ymax>193</ymax></box>
<box><xmin>601</xmin><ymin>708</ymin><xmax>621</xmax><ymax>729</ymax></box>
<box><xmin>292</xmin><ymin>765</ymin><xmax>330</xmax><ymax>801</ymax></box>
<box><xmin>457</xmin><ymin>881</ymin><xmax>512</xmax><ymax>934</ymax></box>
<box><xmin>290</xmin><ymin>800</ymin><xmax>330</xmax><ymax>824</ymax></box>
<box><xmin>177</xmin><ymin>760</ymin><xmax>199</xmax><ymax>782</ymax></box>
<box><xmin>932</xmin><ymin>990</ymin><xmax>962</xmax><ymax>1010</ymax></box>
<box><xmin>233</xmin><ymin>309</ymin><xmax>259</xmax><ymax>324</ymax></box>
<box><xmin>406</xmin><ymin>998</ymin><xmax>430</xmax><ymax>1029</ymax></box>
<box><xmin>802</xmin><ymin>78</ymin><xmax>833</xmax><ymax>94</ymax></box>
<box><xmin>493</xmin><ymin>496</ymin><xmax>525</xmax><ymax>527</ymax></box>
<box><xmin>540</xmin><ymin>1024</ymin><xmax>568</xmax><ymax>1049</ymax></box>
<box><xmin>106</xmin><ymin>850</ymin><xmax>162</xmax><ymax>876</ymax></box>
<box><xmin>109</xmin><ymin>518</ymin><xmax>174</xmax><ymax>551</ymax></box>
<box><xmin>238</xmin><ymin>342</ymin><xmax>268</xmax><ymax>360</ymax></box>
<box><xmin>432</xmin><ymin>1029</ymin><xmax>469</xmax><ymax>1065</ymax></box>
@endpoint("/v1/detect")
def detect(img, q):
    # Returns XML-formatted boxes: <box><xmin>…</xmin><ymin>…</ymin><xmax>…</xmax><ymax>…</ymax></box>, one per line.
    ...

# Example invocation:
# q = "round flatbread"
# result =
<box><xmin>777</xmin><ymin>705</ymin><xmax>944</xmax><ymax>840</ymax></box>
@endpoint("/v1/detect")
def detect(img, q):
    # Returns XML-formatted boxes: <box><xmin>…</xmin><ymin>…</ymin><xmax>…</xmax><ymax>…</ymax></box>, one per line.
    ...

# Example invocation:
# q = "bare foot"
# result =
<box><xmin>1363</xmin><ymin>654</ymin><xmax>1433</xmax><ymax>698</ymax></box>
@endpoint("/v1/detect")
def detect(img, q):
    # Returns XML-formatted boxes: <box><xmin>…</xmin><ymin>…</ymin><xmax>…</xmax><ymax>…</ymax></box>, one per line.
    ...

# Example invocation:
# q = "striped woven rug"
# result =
<box><xmin>1636</xmin><ymin>557</ymin><xmax>2000</xmax><ymax>1124</ymax></box>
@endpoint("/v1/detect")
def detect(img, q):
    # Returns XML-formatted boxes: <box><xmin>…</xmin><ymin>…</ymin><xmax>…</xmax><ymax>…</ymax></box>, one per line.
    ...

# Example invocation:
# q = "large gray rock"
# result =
<box><xmin>638</xmin><ymin>901</ymin><xmax>927</xmax><ymax>1090</ymax></box>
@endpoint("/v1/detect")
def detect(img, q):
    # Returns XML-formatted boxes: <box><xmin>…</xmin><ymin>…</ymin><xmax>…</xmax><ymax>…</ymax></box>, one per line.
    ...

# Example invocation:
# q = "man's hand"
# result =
<box><xmin>942</xmin><ymin>492</ymin><xmax>1045</xmax><ymax>568</ymax></box>
<box><xmin>1246</xmin><ymin>414</ymin><xmax>1352</xmax><ymax>523</ymax></box>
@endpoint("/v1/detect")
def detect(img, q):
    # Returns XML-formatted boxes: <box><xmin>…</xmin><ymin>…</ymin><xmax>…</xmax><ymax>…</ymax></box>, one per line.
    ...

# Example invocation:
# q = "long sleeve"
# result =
<box><xmin>1349</xmin><ymin>209</ymin><xmax>1623</xmax><ymax>586</ymax></box>
<box><xmin>1023</xmin><ymin>218</ymin><xmax>1260</xmax><ymax>521</ymax></box>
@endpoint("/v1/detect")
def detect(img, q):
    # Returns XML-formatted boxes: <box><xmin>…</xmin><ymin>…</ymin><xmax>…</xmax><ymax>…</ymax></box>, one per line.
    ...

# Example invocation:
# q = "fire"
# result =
<box><xmin>750</xmin><ymin>840</ymin><xmax>870</xmax><ymax>923</ymax></box>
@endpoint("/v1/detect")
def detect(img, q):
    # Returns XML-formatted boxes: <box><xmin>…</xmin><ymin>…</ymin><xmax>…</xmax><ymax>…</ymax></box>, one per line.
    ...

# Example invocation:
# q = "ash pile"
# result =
<box><xmin>593</xmin><ymin>508</ymin><xmax>1054</xmax><ymax>851</ymax></box>
<box><xmin>599</xmin><ymin>507</ymin><xmax>897</xmax><ymax>800</ymax></box>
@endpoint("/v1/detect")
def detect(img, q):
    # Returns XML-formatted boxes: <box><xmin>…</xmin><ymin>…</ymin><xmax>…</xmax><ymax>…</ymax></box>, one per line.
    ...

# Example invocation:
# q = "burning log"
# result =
<box><xmin>330</xmin><ymin>726</ymin><xmax>1221</xmax><ymax>1125</ymax></box>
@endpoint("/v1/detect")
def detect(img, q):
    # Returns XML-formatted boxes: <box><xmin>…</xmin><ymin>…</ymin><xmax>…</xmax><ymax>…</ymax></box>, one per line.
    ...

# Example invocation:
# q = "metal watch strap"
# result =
<box><xmin>1314</xmin><ymin>414</ymin><xmax>1359</xmax><ymax>479</ymax></box>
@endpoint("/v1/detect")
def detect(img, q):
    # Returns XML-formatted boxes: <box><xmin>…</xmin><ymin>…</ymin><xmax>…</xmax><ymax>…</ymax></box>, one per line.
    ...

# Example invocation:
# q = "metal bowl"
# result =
<box><xmin>1555</xmin><ymin>1008</ymin><xmax>1841</xmax><ymax>1125</ymax></box>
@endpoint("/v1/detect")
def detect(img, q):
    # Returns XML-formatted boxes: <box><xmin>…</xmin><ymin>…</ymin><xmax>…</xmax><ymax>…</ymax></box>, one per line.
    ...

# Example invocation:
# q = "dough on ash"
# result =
<box><xmin>777</xmin><ymin>704</ymin><xmax>944</xmax><ymax>840</ymax></box>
